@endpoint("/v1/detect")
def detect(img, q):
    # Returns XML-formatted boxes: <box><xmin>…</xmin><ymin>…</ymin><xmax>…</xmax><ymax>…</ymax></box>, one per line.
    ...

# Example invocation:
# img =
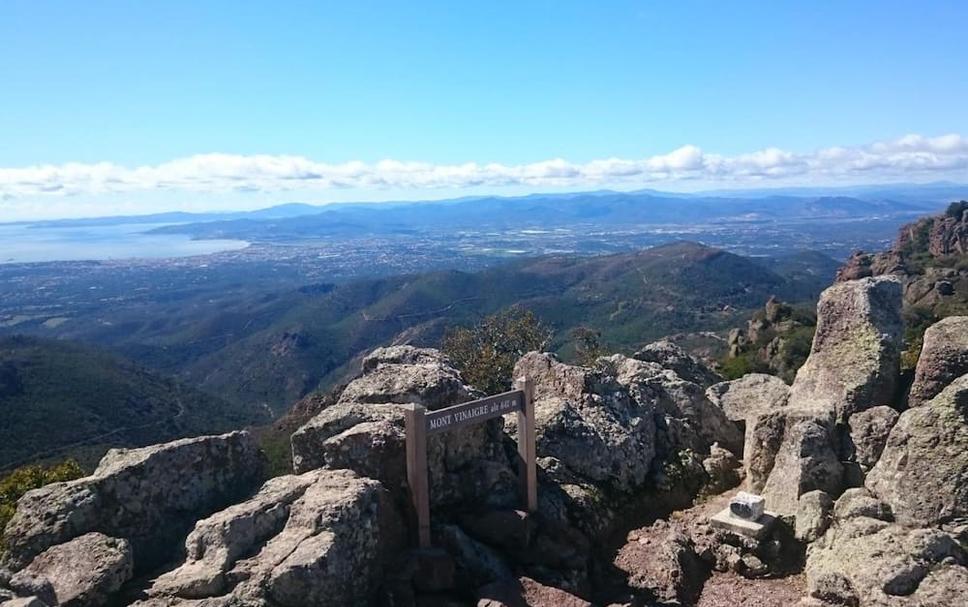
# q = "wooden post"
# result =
<box><xmin>405</xmin><ymin>404</ymin><xmax>431</xmax><ymax>548</ymax></box>
<box><xmin>514</xmin><ymin>377</ymin><xmax>538</xmax><ymax>513</ymax></box>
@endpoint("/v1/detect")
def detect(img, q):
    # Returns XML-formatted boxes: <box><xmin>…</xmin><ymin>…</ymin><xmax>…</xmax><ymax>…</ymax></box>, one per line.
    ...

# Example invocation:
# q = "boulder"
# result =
<box><xmin>436</xmin><ymin>524</ymin><xmax>513</xmax><ymax>588</ymax></box>
<box><xmin>8</xmin><ymin>533</ymin><xmax>132</xmax><ymax>607</ymax></box>
<box><xmin>361</xmin><ymin>345</ymin><xmax>451</xmax><ymax>373</ymax></box>
<box><xmin>908</xmin><ymin>316</ymin><xmax>968</xmax><ymax>406</ymax></box>
<box><xmin>702</xmin><ymin>444</ymin><xmax>741</xmax><ymax>494</ymax></box>
<box><xmin>746</xmin><ymin>277</ymin><xmax>900</xmax><ymax>516</ymax></box>
<box><xmin>150</xmin><ymin>472</ymin><xmax>326</xmax><ymax>599</ymax></box>
<box><xmin>633</xmin><ymin>340</ymin><xmax>723</xmax><ymax>388</ymax></box>
<box><xmin>608</xmin><ymin>354</ymin><xmax>742</xmax><ymax>456</ymax></box>
<box><xmin>336</xmin><ymin>350</ymin><xmax>475</xmax><ymax>411</ymax></box>
<box><xmin>706</xmin><ymin>374</ymin><xmax>790</xmax><ymax>424</ymax></box>
<box><xmin>786</xmin><ymin>276</ymin><xmax>903</xmax><ymax>421</ymax></box>
<box><xmin>747</xmin><ymin>410</ymin><xmax>842</xmax><ymax>517</ymax></box>
<box><xmin>866</xmin><ymin>374</ymin><xmax>968</xmax><ymax>526</ymax></box>
<box><xmin>845</xmin><ymin>405</ymin><xmax>899</xmax><ymax>472</ymax></box>
<box><xmin>147</xmin><ymin>469</ymin><xmax>400</xmax><ymax>607</ymax></box>
<box><xmin>796</xmin><ymin>491</ymin><xmax>834</xmax><ymax>543</ymax></box>
<box><xmin>2</xmin><ymin>432</ymin><xmax>264</xmax><ymax>572</ymax></box>
<box><xmin>804</xmin><ymin>516</ymin><xmax>968</xmax><ymax>606</ymax></box>
<box><xmin>514</xmin><ymin>353</ymin><xmax>657</xmax><ymax>493</ymax></box>
<box><xmin>832</xmin><ymin>488</ymin><xmax>892</xmax><ymax>522</ymax></box>
<box><xmin>612</xmin><ymin>519</ymin><xmax>706</xmax><ymax>605</ymax></box>
<box><xmin>706</xmin><ymin>373</ymin><xmax>789</xmax><ymax>461</ymax></box>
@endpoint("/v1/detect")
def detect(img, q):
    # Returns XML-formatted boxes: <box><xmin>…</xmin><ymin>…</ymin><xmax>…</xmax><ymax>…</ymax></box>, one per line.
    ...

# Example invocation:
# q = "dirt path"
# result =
<box><xmin>612</xmin><ymin>485</ymin><xmax>806</xmax><ymax>606</ymax></box>
<box><xmin>696</xmin><ymin>571</ymin><xmax>805</xmax><ymax>607</ymax></box>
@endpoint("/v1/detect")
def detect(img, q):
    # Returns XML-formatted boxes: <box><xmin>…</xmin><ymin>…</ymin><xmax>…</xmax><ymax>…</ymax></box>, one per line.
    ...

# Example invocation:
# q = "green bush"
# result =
<box><xmin>443</xmin><ymin>306</ymin><xmax>552</xmax><ymax>395</ymax></box>
<box><xmin>718</xmin><ymin>354</ymin><xmax>767</xmax><ymax>380</ymax></box>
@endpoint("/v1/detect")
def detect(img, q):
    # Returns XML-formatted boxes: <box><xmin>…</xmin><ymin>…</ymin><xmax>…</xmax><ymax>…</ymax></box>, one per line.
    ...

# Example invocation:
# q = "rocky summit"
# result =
<box><xmin>3</xmin><ymin>275</ymin><xmax>968</xmax><ymax>606</ymax></box>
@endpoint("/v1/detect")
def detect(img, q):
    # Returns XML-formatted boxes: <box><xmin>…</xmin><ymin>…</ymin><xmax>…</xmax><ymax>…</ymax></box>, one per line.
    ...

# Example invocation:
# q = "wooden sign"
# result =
<box><xmin>405</xmin><ymin>377</ymin><xmax>536</xmax><ymax>548</ymax></box>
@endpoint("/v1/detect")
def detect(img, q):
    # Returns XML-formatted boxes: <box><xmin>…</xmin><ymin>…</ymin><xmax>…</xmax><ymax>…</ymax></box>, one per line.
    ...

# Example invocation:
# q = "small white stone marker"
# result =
<box><xmin>729</xmin><ymin>491</ymin><xmax>765</xmax><ymax>521</ymax></box>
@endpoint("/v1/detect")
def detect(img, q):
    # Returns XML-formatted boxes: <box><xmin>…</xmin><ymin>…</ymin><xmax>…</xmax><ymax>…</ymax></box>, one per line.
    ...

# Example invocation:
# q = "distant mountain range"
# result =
<box><xmin>139</xmin><ymin>186</ymin><xmax>958</xmax><ymax>243</ymax></box>
<box><xmin>11</xmin><ymin>183</ymin><xmax>963</xmax><ymax>237</ymax></box>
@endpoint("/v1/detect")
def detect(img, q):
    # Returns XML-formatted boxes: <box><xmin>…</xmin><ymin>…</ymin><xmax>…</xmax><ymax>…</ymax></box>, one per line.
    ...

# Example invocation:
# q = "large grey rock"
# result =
<box><xmin>706</xmin><ymin>373</ymin><xmax>789</xmax><ymax>462</ymax></box>
<box><xmin>909</xmin><ymin>316</ymin><xmax>968</xmax><ymax>406</ymax></box>
<box><xmin>706</xmin><ymin>374</ymin><xmax>790</xmax><ymax>424</ymax></box>
<box><xmin>866</xmin><ymin>374</ymin><xmax>968</xmax><ymax>526</ymax></box>
<box><xmin>747</xmin><ymin>410</ymin><xmax>842</xmax><ymax>517</ymax></box>
<box><xmin>150</xmin><ymin>472</ymin><xmax>325</xmax><ymax>599</ymax></box>
<box><xmin>2</xmin><ymin>432</ymin><xmax>264</xmax><ymax>572</ymax></box>
<box><xmin>747</xmin><ymin>277</ymin><xmax>900</xmax><ymax>517</ymax></box>
<box><xmin>612</xmin><ymin>520</ymin><xmax>705</xmax><ymax>605</ymax></box>
<box><xmin>608</xmin><ymin>354</ymin><xmax>743</xmax><ymax>456</ymax></box>
<box><xmin>634</xmin><ymin>340</ymin><xmax>723</xmax><ymax>388</ymax></box>
<box><xmin>147</xmin><ymin>469</ymin><xmax>399</xmax><ymax>607</ymax></box>
<box><xmin>787</xmin><ymin>276</ymin><xmax>903</xmax><ymax>421</ymax></box>
<box><xmin>337</xmin><ymin>349</ymin><xmax>475</xmax><ymax>410</ymax></box>
<box><xmin>845</xmin><ymin>405</ymin><xmax>899</xmax><ymax>472</ymax></box>
<box><xmin>805</xmin><ymin>517</ymin><xmax>968</xmax><ymax>606</ymax></box>
<box><xmin>8</xmin><ymin>533</ymin><xmax>132</xmax><ymax>607</ymax></box>
<box><xmin>514</xmin><ymin>353</ymin><xmax>657</xmax><ymax>493</ymax></box>
<box><xmin>796</xmin><ymin>490</ymin><xmax>834</xmax><ymax>543</ymax></box>
<box><xmin>833</xmin><ymin>488</ymin><xmax>892</xmax><ymax>522</ymax></box>
<box><xmin>361</xmin><ymin>345</ymin><xmax>450</xmax><ymax>373</ymax></box>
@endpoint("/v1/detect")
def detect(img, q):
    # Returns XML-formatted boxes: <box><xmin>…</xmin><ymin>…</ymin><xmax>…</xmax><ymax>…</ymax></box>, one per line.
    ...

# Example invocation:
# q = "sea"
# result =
<box><xmin>0</xmin><ymin>222</ymin><xmax>249</xmax><ymax>263</ymax></box>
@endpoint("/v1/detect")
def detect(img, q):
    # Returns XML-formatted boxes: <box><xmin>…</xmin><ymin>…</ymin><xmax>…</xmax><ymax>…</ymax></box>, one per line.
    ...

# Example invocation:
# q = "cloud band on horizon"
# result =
<box><xmin>2</xmin><ymin>134</ymin><xmax>967</xmax><ymax>200</ymax></box>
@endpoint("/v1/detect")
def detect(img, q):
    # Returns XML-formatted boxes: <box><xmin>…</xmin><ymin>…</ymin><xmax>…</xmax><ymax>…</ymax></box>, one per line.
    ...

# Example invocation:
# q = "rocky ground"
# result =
<box><xmin>2</xmin><ymin>264</ymin><xmax>968</xmax><ymax>605</ymax></box>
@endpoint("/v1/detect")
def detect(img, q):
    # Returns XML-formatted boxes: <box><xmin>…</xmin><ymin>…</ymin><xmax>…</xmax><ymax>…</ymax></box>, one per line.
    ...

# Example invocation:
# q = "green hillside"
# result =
<box><xmin>8</xmin><ymin>242</ymin><xmax>837</xmax><ymax>413</ymax></box>
<box><xmin>0</xmin><ymin>336</ymin><xmax>270</xmax><ymax>471</ymax></box>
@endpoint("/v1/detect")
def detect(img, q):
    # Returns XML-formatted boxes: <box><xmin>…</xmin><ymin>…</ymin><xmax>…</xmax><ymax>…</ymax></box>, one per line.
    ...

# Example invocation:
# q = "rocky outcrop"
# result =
<box><xmin>744</xmin><ymin>277</ymin><xmax>902</xmax><ymax>517</ymax></box>
<box><xmin>706</xmin><ymin>373</ymin><xmax>789</xmax><ymax>462</ymax></box>
<box><xmin>291</xmin><ymin>348</ymin><xmax>517</xmax><ymax>511</ymax></box>
<box><xmin>1</xmin><ymin>432</ymin><xmax>264</xmax><ymax>572</ymax></box>
<box><xmin>613</xmin><ymin>519</ymin><xmax>706</xmax><ymax>605</ymax></box>
<box><xmin>7</xmin><ymin>533</ymin><xmax>132</xmax><ymax>607</ymax></box>
<box><xmin>337</xmin><ymin>345</ymin><xmax>476</xmax><ymax>410</ymax></box>
<box><xmin>748</xmin><ymin>410</ymin><xmax>843</xmax><ymax>517</ymax></box>
<box><xmin>725</xmin><ymin>297</ymin><xmax>817</xmax><ymax>382</ymax></box>
<box><xmin>796</xmin><ymin>491</ymin><xmax>834</xmax><ymax>543</ymax></box>
<box><xmin>804</xmin><ymin>516</ymin><xmax>968</xmax><ymax>606</ymax></box>
<box><xmin>706</xmin><ymin>374</ymin><xmax>790</xmax><ymax>424</ymax></box>
<box><xmin>908</xmin><ymin>316</ymin><xmax>968</xmax><ymax>406</ymax></box>
<box><xmin>515</xmin><ymin>352</ymin><xmax>658</xmax><ymax>495</ymax></box>
<box><xmin>844</xmin><ymin>405</ymin><xmax>899</xmax><ymax>473</ymax></box>
<box><xmin>866</xmin><ymin>374</ymin><xmax>968</xmax><ymax>527</ymax></box>
<box><xmin>144</xmin><ymin>469</ymin><xmax>400</xmax><ymax>607</ymax></box>
<box><xmin>786</xmin><ymin>277</ymin><xmax>903</xmax><ymax>421</ymax></box>
<box><xmin>610</xmin><ymin>354</ymin><xmax>743</xmax><ymax>457</ymax></box>
<box><xmin>634</xmin><ymin>340</ymin><xmax>723</xmax><ymax>388</ymax></box>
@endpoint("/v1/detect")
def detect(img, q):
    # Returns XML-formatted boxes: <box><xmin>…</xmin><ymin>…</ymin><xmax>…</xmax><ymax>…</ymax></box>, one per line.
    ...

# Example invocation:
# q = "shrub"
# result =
<box><xmin>570</xmin><ymin>326</ymin><xmax>607</xmax><ymax>367</ymax></box>
<box><xmin>443</xmin><ymin>306</ymin><xmax>552</xmax><ymax>395</ymax></box>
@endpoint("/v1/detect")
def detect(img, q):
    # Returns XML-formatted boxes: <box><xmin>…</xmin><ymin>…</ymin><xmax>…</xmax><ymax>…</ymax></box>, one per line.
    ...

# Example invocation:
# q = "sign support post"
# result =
<box><xmin>514</xmin><ymin>377</ymin><xmax>537</xmax><ymax>513</ymax></box>
<box><xmin>405</xmin><ymin>403</ymin><xmax>431</xmax><ymax>548</ymax></box>
<box><xmin>404</xmin><ymin>377</ymin><xmax>537</xmax><ymax>548</ymax></box>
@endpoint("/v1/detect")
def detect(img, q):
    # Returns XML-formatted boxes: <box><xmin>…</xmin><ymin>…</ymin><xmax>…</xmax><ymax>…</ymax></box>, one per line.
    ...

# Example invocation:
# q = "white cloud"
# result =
<box><xmin>1</xmin><ymin>134</ymin><xmax>967</xmax><ymax>201</ymax></box>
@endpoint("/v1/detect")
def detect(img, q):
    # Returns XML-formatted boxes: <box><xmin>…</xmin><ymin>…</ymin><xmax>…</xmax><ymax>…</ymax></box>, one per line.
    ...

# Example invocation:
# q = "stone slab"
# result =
<box><xmin>709</xmin><ymin>507</ymin><xmax>777</xmax><ymax>540</ymax></box>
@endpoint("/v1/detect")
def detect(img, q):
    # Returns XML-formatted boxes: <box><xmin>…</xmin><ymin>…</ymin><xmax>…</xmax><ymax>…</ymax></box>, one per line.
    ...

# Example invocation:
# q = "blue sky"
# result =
<box><xmin>2</xmin><ymin>1</ymin><xmax>967</xmax><ymax>219</ymax></box>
